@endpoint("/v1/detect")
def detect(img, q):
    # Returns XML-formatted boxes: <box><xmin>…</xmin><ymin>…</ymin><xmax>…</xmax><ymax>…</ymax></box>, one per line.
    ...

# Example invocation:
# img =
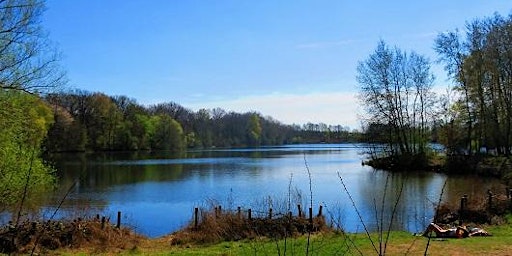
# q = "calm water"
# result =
<box><xmin>22</xmin><ymin>144</ymin><xmax>506</xmax><ymax>237</ymax></box>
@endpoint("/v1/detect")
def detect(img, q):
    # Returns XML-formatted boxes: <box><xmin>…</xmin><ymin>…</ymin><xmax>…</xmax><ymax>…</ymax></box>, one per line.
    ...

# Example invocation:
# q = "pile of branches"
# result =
<box><xmin>0</xmin><ymin>217</ymin><xmax>142</xmax><ymax>254</ymax></box>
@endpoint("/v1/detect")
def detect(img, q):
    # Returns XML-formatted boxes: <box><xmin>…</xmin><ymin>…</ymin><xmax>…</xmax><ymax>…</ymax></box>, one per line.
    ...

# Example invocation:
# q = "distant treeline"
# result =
<box><xmin>43</xmin><ymin>90</ymin><xmax>360</xmax><ymax>152</ymax></box>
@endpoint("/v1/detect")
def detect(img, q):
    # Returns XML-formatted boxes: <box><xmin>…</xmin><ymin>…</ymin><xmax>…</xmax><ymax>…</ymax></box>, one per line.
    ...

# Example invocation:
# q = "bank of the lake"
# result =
<box><xmin>49</xmin><ymin>222</ymin><xmax>512</xmax><ymax>255</ymax></box>
<box><xmin>2</xmin><ymin>144</ymin><xmax>506</xmax><ymax>242</ymax></box>
<box><xmin>366</xmin><ymin>153</ymin><xmax>512</xmax><ymax>183</ymax></box>
<box><xmin>20</xmin><ymin>144</ymin><xmax>505</xmax><ymax>238</ymax></box>
<box><xmin>2</xmin><ymin>204</ymin><xmax>510</xmax><ymax>254</ymax></box>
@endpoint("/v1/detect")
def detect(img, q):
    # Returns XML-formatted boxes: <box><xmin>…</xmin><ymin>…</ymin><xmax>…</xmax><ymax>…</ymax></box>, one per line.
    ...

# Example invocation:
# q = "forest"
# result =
<box><xmin>43</xmin><ymin>90</ymin><xmax>358</xmax><ymax>152</ymax></box>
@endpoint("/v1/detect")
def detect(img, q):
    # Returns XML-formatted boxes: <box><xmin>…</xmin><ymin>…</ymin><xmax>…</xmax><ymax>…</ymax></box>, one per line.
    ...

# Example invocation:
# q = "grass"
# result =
<box><xmin>49</xmin><ymin>224</ymin><xmax>512</xmax><ymax>256</ymax></box>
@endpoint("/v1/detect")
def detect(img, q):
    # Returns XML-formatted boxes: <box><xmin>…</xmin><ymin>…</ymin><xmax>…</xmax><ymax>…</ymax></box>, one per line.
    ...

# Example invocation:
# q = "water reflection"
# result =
<box><xmin>355</xmin><ymin>171</ymin><xmax>445</xmax><ymax>232</ymax></box>
<box><xmin>7</xmin><ymin>144</ymin><xmax>505</xmax><ymax>237</ymax></box>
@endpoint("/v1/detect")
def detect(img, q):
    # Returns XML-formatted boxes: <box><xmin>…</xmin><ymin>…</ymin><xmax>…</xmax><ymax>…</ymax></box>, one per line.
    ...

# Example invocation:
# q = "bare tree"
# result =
<box><xmin>0</xmin><ymin>0</ymin><xmax>65</xmax><ymax>93</ymax></box>
<box><xmin>357</xmin><ymin>41</ymin><xmax>435</xmax><ymax>168</ymax></box>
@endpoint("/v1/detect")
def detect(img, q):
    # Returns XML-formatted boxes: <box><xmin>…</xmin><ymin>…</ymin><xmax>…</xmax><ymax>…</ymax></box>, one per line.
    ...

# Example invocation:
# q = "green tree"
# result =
<box><xmin>0</xmin><ymin>91</ymin><xmax>55</xmax><ymax>206</ymax></box>
<box><xmin>246</xmin><ymin>113</ymin><xmax>262</xmax><ymax>146</ymax></box>
<box><xmin>84</xmin><ymin>93</ymin><xmax>122</xmax><ymax>150</ymax></box>
<box><xmin>111</xmin><ymin>96</ymin><xmax>150</xmax><ymax>150</ymax></box>
<box><xmin>192</xmin><ymin>108</ymin><xmax>213</xmax><ymax>148</ymax></box>
<box><xmin>0</xmin><ymin>0</ymin><xmax>64</xmax><ymax>208</ymax></box>
<box><xmin>150</xmin><ymin>115</ymin><xmax>185</xmax><ymax>151</ymax></box>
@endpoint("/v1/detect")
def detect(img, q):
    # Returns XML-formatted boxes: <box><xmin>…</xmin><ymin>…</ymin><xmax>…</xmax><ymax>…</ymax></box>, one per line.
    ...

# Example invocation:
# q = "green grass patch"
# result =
<box><xmin>51</xmin><ymin>224</ymin><xmax>512</xmax><ymax>255</ymax></box>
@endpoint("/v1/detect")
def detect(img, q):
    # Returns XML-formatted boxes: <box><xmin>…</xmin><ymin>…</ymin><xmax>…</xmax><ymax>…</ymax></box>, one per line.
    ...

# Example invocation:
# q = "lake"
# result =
<box><xmin>26</xmin><ymin>144</ymin><xmax>506</xmax><ymax>237</ymax></box>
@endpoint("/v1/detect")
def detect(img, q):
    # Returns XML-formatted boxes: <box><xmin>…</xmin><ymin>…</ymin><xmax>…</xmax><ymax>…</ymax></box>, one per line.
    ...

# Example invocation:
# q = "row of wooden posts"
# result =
<box><xmin>97</xmin><ymin>189</ymin><xmax>512</xmax><ymax>231</ymax></box>
<box><xmin>458</xmin><ymin>188</ymin><xmax>512</xmax><ymax>222</ymax></box>
<box><xmin>460</xmin><ymin>188</ymin><xmax>512</xmax><ymax>209</ymax></box>
<box><xmin>95</xmin><ymin>211</ymin><xmax>122</xmax><ymax>230</ymax></box>
<box><xmin>106</xmin><ymin>189</ymin><xmax>512</xmax><ymax>231</ymax></box>
<box><xmin>96</xmin><ymin>205</ymin><xmax>323</xmax><ymax>231</ymax></box>
<box><xmin>194</xmin><ymin>204</ymin><xmax>323</xmax><ymax>229</ymax></box>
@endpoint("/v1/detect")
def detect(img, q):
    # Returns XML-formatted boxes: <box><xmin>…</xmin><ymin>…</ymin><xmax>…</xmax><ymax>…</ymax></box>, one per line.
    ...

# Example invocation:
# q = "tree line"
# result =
<box><xmin>435</xmin><ymin>13</ymin><xmax>512</xmax><ymax>156</ymax></box>
<box><xmin>358</xmin><ymin>12</ymin><xmax>512</xmax><ymax>170</ymax></box>
<box><xmin>43</xmin><ymin>90</ymin><xmax>359</xmax><ymax>153</ymax></box>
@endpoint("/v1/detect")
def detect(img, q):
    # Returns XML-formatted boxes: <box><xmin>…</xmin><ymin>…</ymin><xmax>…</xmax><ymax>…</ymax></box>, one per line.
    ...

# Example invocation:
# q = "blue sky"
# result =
<box><xmin>44</xmin><ymin>1</ymin><xmax>512</xmax><ymax>129</ymax></box>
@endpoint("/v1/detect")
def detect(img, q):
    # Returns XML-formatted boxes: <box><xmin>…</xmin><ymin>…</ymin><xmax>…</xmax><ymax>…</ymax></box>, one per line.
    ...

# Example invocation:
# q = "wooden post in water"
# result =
<box><xmin>268</xmin><ymin>208</ymin><xmax>273</xmax><ymax>219</ymax></box>
<box><xmin>194</xmin><ymin>208</ymin><xmax>199</xmax><ymax>229</ymax></box>
<box><xmin>509</xmin><ymin>189</ymin><xmax>512</xmax><ymax>210</ymax></box>
<box><xmin>459</xmin><ymin>194</ymin><xmax>468</xmax><ymax>224</ymax></box>
<box><xmin>116</xmin><ymin>211</ymin><xmax>121</xmax><ymax>229</ymax></box>
<box><xmin>488</xmin><ymin>189</ymin><xmax>493</xmax><ymax>211</ymax></box>
<box><xmin>297</xmin><ymin>204</ymin><xmax>302</xmax><ymax>218</ymax></box>
<box><xmin>317</xmin><ymin>205</ymin><xmax>323</xmax><ymax>217</ymax></box>
<box><xmin>101</xmin><ymin>216</ymin><xmax>106</xmax><ymax>230</ymax></box>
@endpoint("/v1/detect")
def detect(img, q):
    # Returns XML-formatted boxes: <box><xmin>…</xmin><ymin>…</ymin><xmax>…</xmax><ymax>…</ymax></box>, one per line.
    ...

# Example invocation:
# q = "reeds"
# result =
<box><xmin>170</xmin><ymin>205</ymin><xmax>329</xmax><ymax>246</ymax></box>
